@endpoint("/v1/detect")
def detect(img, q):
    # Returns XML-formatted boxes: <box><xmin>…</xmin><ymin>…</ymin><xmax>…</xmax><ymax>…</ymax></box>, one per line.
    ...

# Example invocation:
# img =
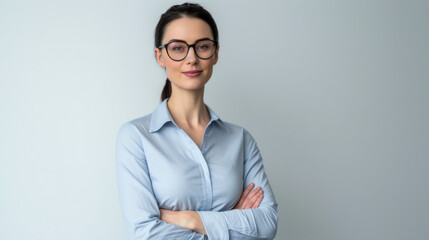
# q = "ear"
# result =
<box><xmin>212</xmin><ymin>44</ymin><xmax>220</xmax><ymax>65</ymax></box>
<box><xmin>155</xmin><ymin>48</ymin><xmax>166</xmax><ymax>68</ymax></box>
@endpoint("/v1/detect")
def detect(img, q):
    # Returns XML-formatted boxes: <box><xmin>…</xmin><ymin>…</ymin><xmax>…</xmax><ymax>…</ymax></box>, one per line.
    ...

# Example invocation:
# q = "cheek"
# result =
<box><xmin>206</xmin><ymin>66</ymin><xmax>213</xmax><ymax>78</ymax></box>
<box><xmin>205</xmin><ymin>63</ymin><xmax>214</xmax><ymax>77</ymax></box>
<box><xmin>164</xmin><ymin>62</ymin><xmax>181</xmax><ymax>78</ymax></box>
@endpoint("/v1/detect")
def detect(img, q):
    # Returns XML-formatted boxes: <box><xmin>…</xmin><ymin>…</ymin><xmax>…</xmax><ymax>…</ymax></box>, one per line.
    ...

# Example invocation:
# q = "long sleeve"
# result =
<box><xmin>197</xmin><ymin>129</ymin><xmax>278</xmax><ymax>240</ymax></box>
<box><xmin>115</xmin><ymin>122</ymin><xmax>206</xmax><ymax>240</ymax></box>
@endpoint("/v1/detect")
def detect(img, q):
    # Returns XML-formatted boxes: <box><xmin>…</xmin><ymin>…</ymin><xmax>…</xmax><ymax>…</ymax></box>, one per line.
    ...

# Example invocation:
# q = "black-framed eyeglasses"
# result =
<box><xmin>158</xmin><ymin>39</ymin><xmax>218</xmax><ymax>61</ymax></box>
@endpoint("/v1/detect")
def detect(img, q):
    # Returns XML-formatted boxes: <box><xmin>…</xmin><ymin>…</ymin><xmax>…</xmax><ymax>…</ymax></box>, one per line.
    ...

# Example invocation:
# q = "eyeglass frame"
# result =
<box><xmin>157</xmin><ymin>38</ymin><xmax>218</xmax><ymax>62</ymax></box>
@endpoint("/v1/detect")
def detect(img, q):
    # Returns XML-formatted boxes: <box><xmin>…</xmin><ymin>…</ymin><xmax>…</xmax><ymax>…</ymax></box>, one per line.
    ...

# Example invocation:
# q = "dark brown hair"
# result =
<box><xmin>155</xmin><ymin>3</ymin><xmax>219</xmax><ymax>102</ymax></box>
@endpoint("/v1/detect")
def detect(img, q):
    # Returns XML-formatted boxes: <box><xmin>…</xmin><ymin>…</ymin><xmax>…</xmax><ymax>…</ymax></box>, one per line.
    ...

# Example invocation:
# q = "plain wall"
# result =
<box><xmin>1</xmin><ymin>0</ymin><xmax>428</xmax><ymax>239</ymax></box>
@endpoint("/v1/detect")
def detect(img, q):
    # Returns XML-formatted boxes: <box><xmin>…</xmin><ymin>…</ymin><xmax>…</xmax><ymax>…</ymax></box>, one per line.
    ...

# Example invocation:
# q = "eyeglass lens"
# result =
<box><xmin>166</xmin><ymin>40</ymin><xmax>216</xmax><ymax>61</ymax></box>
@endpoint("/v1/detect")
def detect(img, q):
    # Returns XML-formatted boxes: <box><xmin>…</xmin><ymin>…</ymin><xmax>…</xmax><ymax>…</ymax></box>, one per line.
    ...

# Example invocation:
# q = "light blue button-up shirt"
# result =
<box><xmin>116</xmin><ymin>99</ymin><xmax>278</xmax><ymax>239</ymax></box>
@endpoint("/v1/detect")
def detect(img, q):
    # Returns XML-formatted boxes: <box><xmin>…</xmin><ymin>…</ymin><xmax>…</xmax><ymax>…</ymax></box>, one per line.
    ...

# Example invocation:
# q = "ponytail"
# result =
<box><xmin>161</xmin><ymin>78</ymin><xmax>171</xmax><ymax>102</ymax></box>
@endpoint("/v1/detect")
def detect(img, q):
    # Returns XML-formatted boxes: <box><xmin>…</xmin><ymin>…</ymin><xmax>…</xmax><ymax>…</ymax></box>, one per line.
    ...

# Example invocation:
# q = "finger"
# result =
<box><xmin>249</xmin><ymin>186</ymin><xmax>261</xmax><ymax>198</ymax></box>
<box><xmin>242</xmin><ymin>183</ymin><xmax>255</xmax><ymax>199</ymax></box>
<box><xmin>251</xmin><ymin>191</ymin><xmax>264</xmax><ymax>208</ymax></box>
<box><xmin>243</xmin><ymin>187</ymin><xmax>262</xmax><ymax>209</ymax></box>
<box><xmin>236</xmin><ymin>183</ymin><xmax>255</xmax><ymax>208</ymax></box>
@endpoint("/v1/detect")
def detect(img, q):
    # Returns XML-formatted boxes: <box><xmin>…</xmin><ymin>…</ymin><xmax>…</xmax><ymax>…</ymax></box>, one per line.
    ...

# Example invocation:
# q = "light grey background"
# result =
<box><xmin>1</xmin><ymin>0</ymin><xmax>428</xmax><ymax>239</ymax></box>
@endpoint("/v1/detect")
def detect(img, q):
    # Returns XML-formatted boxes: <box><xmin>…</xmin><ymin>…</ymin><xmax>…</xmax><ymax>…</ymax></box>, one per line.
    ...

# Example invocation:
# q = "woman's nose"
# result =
<box><xmin>185</xmin><ymin>46</ymin><xmax>199</xmax><ymax>64</ymax></box>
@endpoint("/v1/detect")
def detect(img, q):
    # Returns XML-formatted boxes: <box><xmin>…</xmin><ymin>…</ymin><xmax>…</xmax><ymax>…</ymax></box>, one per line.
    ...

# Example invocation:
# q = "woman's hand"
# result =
<box><xmin>233</xmin><ymin>183</ymin><xmax>264</xmax><ymax>210</ymax></box>
<box><xmin>160</xmin><ymin>209</ymin><xmax>207</xmax><ymax>235</ymax></box>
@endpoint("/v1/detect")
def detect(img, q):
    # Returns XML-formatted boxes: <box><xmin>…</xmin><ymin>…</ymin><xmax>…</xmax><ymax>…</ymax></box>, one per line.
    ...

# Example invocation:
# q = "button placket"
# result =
<box><xmin>192</xmin><ymin>146</ymin><xmax>212</xmax><ymax>210</ymax></box>
<box><xmin>178</xmin><ymin>127</ymin><xmax>213</xmax><ymax>210</ymax></box>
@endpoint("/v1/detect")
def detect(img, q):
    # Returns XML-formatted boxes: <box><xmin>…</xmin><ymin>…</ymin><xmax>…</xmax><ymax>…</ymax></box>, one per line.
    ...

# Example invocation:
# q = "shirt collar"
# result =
<box><xmin>149</xmin><ymin>98</ymin><xmax>226</xmax><ymax>133</ymax></box>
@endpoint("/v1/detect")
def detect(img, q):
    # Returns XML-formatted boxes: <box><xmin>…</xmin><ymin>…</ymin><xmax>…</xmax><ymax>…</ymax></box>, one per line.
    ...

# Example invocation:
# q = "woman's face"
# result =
<box><xmin>155</xmin><ymin>17</ymin><xmax>219</xmax><ymax>93</ymax></box>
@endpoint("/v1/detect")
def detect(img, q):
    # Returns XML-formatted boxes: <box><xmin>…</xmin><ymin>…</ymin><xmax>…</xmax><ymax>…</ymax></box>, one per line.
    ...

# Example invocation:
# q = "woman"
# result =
<box><xmin>116</xmin><ymin>3</ymin><xmax>278</xmax><ymax>239</ymax></box>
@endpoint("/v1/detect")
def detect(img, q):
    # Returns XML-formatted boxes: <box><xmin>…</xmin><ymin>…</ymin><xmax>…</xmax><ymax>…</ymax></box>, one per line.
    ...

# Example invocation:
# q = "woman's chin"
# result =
<box><xmin>172</xmin><ymin>80</ymin><xmax>208</xmax><ymax>92</ymax></box>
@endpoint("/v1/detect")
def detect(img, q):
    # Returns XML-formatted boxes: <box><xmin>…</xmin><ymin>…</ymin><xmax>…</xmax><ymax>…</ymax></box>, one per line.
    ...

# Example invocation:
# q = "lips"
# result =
<box><xmin>182</xmin><ymin>70</ymin><xmax>202</xmax><ymax>77</ymax></box>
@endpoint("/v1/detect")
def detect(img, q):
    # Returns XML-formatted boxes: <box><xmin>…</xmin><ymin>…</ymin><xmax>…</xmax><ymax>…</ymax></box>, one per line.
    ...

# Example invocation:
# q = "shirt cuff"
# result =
<box><xmin>197</xmin><ymin>211</ymin><xmax>229</xmax><ymax>240</ymax></box>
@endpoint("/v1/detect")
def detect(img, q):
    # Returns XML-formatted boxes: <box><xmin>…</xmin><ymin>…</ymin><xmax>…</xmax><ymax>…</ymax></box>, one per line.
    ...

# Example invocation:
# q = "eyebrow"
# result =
<box><xmin>165</xmin><ymin>37</ymin><xmax>212</xmax><ymax>44</ymax></box>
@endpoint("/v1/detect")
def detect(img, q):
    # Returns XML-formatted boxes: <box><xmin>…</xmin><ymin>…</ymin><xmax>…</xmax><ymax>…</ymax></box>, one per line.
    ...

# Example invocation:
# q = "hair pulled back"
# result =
<box><xmin>155</xmin><ymin>3</ymin><xmax>219</xmax><ymax>102</ymax></box>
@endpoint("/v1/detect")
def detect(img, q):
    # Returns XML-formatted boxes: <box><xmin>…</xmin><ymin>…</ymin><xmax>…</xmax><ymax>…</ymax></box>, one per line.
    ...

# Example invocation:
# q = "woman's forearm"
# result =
<box><xmin>159</xmin><ymin>183</ymin><xmax>263</xmax><ymax>235</ymax></box>
<box><xmin>160</xmin><ymin>209</ymin><xmax>207</xmax><ymax>235</ymax></box>
<box><xmin>186</xmin><ymin>211</ymin><xmax>207</xmax><ymax>234</ymax></box>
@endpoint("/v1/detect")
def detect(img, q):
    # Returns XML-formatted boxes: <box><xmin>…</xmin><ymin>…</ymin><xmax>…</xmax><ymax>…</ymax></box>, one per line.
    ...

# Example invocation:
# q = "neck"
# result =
<box><xmin>166</xmin><ymin>86</ymin><xmax>210</xmax><ymax>129</ymax></box>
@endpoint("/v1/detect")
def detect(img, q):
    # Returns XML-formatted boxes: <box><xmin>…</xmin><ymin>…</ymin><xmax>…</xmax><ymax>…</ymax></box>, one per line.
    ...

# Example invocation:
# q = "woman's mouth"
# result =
<box><xmin>182</xmin><ymin>70</ymin><xmax>202</xmax><ymax>77</ymax></box>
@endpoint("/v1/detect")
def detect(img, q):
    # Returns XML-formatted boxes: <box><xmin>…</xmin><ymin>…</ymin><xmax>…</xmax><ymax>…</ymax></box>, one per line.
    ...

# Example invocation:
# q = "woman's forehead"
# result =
<box><xmin>163</xmin><ymin>17</ymin><xmax>213</xmax><ymax>43</ymax></box>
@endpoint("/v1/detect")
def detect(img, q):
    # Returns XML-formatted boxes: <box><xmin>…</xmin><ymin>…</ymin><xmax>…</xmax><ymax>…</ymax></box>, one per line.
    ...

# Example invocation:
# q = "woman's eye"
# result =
<box><xmin>197</xmin><ymin>44</ymin><xmax>210</xmax><ymax>51</ymax></box>
<box><xmin>169</xmin><ymin>43</ymin><xmax>186</xmax><ymax>52</ymax></box>
<box><xmin>171</xmin><ymin>46</ymin><xmax>184</xmax><ymax>52</ymax></box>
